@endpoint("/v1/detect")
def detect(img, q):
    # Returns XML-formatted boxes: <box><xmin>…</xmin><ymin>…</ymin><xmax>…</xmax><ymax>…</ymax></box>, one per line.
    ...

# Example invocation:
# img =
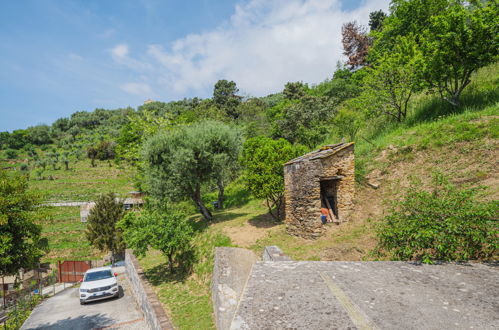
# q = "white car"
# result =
<box><xmin>79</xmin><ymin>266</ymin><xmax>119</xmax><ymax>305</ymax></box>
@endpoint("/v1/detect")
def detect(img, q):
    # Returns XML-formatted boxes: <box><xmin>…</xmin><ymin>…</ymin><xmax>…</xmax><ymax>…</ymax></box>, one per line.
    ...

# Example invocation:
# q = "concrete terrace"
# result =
<box><xmin>213</xmin><ymin>247</ymin><xmax>499</xmax><ymax>330</ymax></box>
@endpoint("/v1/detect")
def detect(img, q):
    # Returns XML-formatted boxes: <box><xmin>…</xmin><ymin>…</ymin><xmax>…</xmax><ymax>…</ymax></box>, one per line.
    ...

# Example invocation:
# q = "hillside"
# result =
<box><xmin>134</xmin><ymin>62</ymin><xmax>498</xmax><ymax>328</ymax></box>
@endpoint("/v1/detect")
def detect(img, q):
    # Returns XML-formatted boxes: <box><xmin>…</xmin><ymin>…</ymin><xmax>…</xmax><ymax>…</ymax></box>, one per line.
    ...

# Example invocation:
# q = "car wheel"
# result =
<box><xmin>80</xmin><ymin>300</ymin><xmax>85</xmax><ymax>305</ymax></box>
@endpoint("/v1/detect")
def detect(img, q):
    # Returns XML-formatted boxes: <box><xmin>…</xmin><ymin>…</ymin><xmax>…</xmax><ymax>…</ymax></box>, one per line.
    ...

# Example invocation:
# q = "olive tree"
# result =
<box><xmin>143</xmin><ymin>121</ymin><xmax>242</xmax><ymax>220</ymax></box>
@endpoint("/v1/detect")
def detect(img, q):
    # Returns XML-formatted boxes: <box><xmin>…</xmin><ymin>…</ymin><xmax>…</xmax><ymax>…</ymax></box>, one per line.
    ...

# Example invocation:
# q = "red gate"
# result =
<box><xmin>58</xmin><ymin>261</ymin><xmax>90</xmax><ymax>282</ymax></box>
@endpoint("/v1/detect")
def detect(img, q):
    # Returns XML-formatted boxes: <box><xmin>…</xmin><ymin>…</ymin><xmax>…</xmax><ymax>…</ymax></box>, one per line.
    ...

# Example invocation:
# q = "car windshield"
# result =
<box><xmin>84</xmin><ymin>270</ymin><xmax>113</xmax><ymax>282</ymax></box>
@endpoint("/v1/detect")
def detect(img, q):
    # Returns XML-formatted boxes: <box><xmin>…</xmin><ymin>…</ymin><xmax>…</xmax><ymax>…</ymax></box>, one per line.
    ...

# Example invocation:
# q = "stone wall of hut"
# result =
<box><xmin>284</xmin><ymin>145</ymin><xmax>355</xmax><ymax>239</ymax></box>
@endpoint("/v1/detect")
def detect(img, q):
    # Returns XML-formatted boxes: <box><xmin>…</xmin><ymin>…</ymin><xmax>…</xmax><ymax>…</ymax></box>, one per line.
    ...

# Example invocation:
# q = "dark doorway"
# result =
<box><xmin>320</xmin><ymin>179</ymin><xmax>339</xmax><ymax>220</ymax></box>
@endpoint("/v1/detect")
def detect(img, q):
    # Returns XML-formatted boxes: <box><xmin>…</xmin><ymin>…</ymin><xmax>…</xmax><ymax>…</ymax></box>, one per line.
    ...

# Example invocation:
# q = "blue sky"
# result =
<box><xmin>0</xmin><ymin>0</ymin><xmax>388</xmax><ymax>132</ymax></box>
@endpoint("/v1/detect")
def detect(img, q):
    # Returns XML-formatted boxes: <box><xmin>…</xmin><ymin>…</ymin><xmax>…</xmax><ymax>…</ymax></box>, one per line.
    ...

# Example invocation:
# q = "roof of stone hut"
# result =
<box><xmin>284</xmin><ymin>142</ymin><xmax>354</xmax><ymax>166</ymax></box>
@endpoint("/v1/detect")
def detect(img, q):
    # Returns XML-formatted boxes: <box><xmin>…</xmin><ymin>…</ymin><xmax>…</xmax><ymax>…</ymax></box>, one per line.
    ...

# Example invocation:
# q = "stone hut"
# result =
<box><xmin>284</xmin><ymin>142</ymin><xmax>355</xmax><ymax>238</ymax></box>
<box><xmin>123</xmin><ymin>191</ymin><xmax>144</xmax><ymax>210</ymax></box>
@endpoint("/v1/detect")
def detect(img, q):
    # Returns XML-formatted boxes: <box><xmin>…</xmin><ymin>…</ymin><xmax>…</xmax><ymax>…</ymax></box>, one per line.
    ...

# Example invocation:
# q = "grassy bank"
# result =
<box><xmin>29</xmin><ymin>159</ymin><xmax>134</xmax><ymax>202</ymax></box>
<box><xmin>38</xmin><ymin>206</ymin><xmax>104</xmax><ymax>262</ymax></box>
<box><xmin>138</xmin><ymin>223</ymin><xmax>231</xmax><ymax>330</ymax></box>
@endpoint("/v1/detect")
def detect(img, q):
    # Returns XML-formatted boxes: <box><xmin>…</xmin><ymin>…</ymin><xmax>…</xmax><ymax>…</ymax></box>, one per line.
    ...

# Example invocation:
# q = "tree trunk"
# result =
<box><xmin>91</xmin><ymin>158</ymin><xmax>96</xmax><ymax>167</ymax></box>
<box><xmin>217</xmin><ymin>179</ymin><xmax>224</xmax><ymax>209</ymax></box>
<box><xmin>266</xmin><ymin>199</ymin><xmax>279</xmax><ymax>221</ymax></box>
<box><xmin>64</xmin><ymin>161</ymin><xmax>69</xmax><ymax>171</ymax></box>
<box><xmin>192</xmin><ymin>186</ymin><xmax>212</xmax><ymax>220</ymax></box>
<box><xmin>167</xmin><ymin>253</ymin><xmax>174</xmax><ymax>273</ymax></box>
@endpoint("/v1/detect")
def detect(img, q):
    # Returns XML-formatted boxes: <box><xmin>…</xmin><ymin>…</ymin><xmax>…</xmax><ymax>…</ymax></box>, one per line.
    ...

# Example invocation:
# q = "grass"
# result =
<box><xmin>137</xmin><ymin>222</ymin><xmax>231</xmax><ymax>330</ymax></box>
<box><xmin>352</xmin><ymin>62</ymin><xmax>499</xmax><ymax>182</ymax></box>
<box><xmin>28</xmin><ymin>159</ymin><xmax>134</xmax><ymax>202</ymax></box>
<box><xmin>37</xmin><ymin>206</ymin><xmax>104</xmax><ymax>263</ymax></box>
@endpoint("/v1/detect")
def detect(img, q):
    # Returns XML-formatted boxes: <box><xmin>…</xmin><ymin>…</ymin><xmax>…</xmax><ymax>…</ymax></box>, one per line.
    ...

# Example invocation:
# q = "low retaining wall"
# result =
<box><xmin>125</xmin><ymin>250</ymin><xmax>173</xmax><ymax>330</ymax></box>
<box><xmin>262</xmin><ymin>245</ymin><xmax>292</xmax><ymax>261</ymax></box>
<box><xmin>212</xmin><ymin>247</ymin><xmax>259</xmax><ymax>330</ymax></box>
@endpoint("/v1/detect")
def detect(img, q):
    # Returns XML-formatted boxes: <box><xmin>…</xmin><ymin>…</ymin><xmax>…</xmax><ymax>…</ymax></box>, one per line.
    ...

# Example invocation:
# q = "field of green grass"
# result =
<box><xmin>37</xmin><ymin>206</ymin><xmax>105</xmax><ymax>263</ymax></box>
<box><xmin>29</xmin><ymin>159</ymin><xmax>134</xmax><ymax>202</ymax></box>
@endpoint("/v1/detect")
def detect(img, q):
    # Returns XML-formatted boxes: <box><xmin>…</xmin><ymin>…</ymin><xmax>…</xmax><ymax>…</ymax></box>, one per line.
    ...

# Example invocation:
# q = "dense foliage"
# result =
<box><xmin>377</xmin><ymin>175</ymin><xmax>498</xmax><ymax>263</ymax></box>
<box><xmin>143</xmin><ymin>121</ymin><xmax>242</xmax><ymax>220</ymax></box>
<box><xmin>85</xmin><ymin>192</ymin><xmax>125</xmax><ymax>257</ymax></box>
<box><xmin>241</xmin><ymin>137</ymin><xmax>305</xmax><ymax>220</ymax></box>
<box><xmin>118</xmin><ymin>206</ymin><xmax>193</xmax><ymax>273</ymax></box>
<box><xmin>0</xmin><ymin>170</ymin><xmax>47</xmax><ymax>277</ymax></box>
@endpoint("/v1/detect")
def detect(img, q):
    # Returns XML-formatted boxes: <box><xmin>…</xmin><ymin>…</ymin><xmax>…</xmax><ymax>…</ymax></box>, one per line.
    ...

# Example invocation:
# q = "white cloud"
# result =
<box><xmin>111</xmin><ymin>44</ymin><xmax>129</xmax><ymax>59</ymax></box>
<box><xmin>110</xmin><ymin>43</ymin><xmax>152</xmax><ymax>73</ymax></box>
<box><xmin>113</xmin><ymin>0</ymin><xmax>389</xmax><ymax>98</ymax></box>
<box><xmin>68</xmin><ymin>52</ymin><xmax>83</xmax><ymax>61</ymax></box>
<box><xmin>120</xmin><ymin>82</ymin><xmax>154</xmax><ymax>96</ymax></box>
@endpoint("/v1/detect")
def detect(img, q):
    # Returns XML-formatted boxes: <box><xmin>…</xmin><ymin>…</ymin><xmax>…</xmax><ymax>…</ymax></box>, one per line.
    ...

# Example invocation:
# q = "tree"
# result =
<box><xmin>376</xmin><ymin>174</ymin><xmax>498</xmax><ymax>263</ymax></box>
<box><xmin>374</xmin><ymin>0</ymin><xmax>498</xmax><ymax>107</ymax></box>
<box><xmin>5</xmin><ymin>149</ymin><xmax>17</xmax><ymax>159</ymax></box>
<box><xmin>85</xmin><ymin>193</ymin><xmax>125</xmax><ymax>260</ymax></box>
<box><xmin>0</xmin><ymin>170</ymin><xmax>48</xmax><ymax>277</ymax></box>
<box><xmin>241</xmin><ymin>137</ymin><xmax>305</xmax><ymax>221</ymax></box>
<box><xmin>363</xmin><ymin>35</ymin><xmax>423</xmax><ymax>122</ymax></box>
<box><xmin>143</xmin><ymin>121</ymin><xmax>242</xmax><ymax>220</ymax></box>
<box><xmin>87</xmin><ymin>147</ymin><xmax>97</xmax><ymax>167</ymax></box>
<box><xmin>369</xmin><ymin>10</ymin><xmax>387</xmax><ymax>32</ymax></box>
<box><xmin>26</xmin><ymin>125</ymin><xmax>52</xmax><ymax>145</ymax></box>
<box><xmin>61</xmin><ymin>151</ymin><xmax>70</xmax><ymax>170</ymax></box>
<box><xmin>116</xmin><ymin>110</ymin><xmax>171</xmax><ymax>165</ymax></box>
<box><xmin>332</xmin><ymin>106</ymin><xmax>365</xmax><ymax>141</ymax></box>
<box><xmin>213</xmin><ymin>80</ymin><xmax>242</xmax><ymax>120</ymax></box>
<box><xmin>274</xmin><ymin>95</ymin><xmax>335</xmax><ymax>148</ymax></box>
<box><xmin>237</xmin><ymin>98</ymin><xmax>271</xmax><ymax>138</ymax></box>
<box><xmin>342</xmin><ymin>21</ymin><xmax>370</xmax><ymax>69</ymax></box>
<box><xmin>283</xmin><ymin>82</ymin><xmax>307</xmax><ymax>100</ymax></box>
<box><xmin>118</xmin><ymin>206</ymin><xmax>193</xmax><ymax>273</ymax></box>
<box><xmin>420</xmin><ymin>0</ymin><xmax>499</xmax><ymax>106</ymax></box>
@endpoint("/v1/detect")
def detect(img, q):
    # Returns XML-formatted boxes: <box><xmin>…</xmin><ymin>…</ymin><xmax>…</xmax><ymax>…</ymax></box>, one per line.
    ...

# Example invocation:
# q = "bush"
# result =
<box><xmin>5</xmin><ymin>149</ymin><xmax>17</xmax><ymax>159</ymax></box>
<box><xmin>118</xmin><ymin>205</ymin><xmax>193</xmax><ymax>273</ymax></box>
<box><xmin>376</xmin><ymin>174</ymin><xmax>498</xmax><ymax>263</ymax></box>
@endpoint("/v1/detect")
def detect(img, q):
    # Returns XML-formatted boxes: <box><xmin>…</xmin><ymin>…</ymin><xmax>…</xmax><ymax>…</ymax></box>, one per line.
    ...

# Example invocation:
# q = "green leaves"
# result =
<box><xmin>143</xmin><ymin>120</ymin><xmax>242</xmax><ymax>220</ymax></box>
<box><xmin>376</xmin><ymin>174</ymin><xmax>498</xmax><ymax>263</ymax></box>
<box><xmin>85</xmin><ymin>192</ymin><xmax>125</xmax><ymax>255</ymax></box>
<box><xmin>0</xmin><ymin>170</ymin><xmax>45</xmax><ymax>276</ymax></box>
<box><xmin>241</xmin><ymin>137</ymin><xmax>305</xmax><ymax>220</ymax></box>
<box><xmin>118</xmin><ymin>206</ymin><xmax>193</xmax><ymax>272</ymax></box>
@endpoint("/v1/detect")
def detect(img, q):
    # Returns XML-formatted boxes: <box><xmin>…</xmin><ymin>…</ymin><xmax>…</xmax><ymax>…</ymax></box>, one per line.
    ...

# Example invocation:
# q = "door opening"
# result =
<box><xmin>320</xmin><ymin>179</ymin><xmax>339</xmax><ymax>222</ymax></box>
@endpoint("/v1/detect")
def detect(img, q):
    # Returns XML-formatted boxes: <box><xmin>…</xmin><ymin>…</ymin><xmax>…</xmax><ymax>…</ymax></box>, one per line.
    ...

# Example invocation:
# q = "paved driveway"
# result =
<box><xmin>21</xmin><ymin>267</ymin><xmax>149</xmax><ymax>330</ymax></box>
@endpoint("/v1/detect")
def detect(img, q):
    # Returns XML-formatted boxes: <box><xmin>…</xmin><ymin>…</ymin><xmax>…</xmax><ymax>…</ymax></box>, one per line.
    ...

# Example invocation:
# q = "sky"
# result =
<box><xmin>0</xmin><ymin>0</ymin><xmax>389</xmax><ymax>132</ymax></box>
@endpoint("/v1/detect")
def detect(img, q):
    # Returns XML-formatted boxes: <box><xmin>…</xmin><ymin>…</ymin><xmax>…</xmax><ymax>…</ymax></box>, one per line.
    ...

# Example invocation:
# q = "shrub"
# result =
<box><xmin>5</xmin><ymin>149</ymin><xmax>17</xmax><ymax>159</ymax></box>
<box><xmin>118</xmin><ymin>205</ymin><xmax>193</xmax><ymax>273</ymax></box>
<box><xmin>376</xmin><ymin>174</ymin><xmax>498</xmax><ymax>263</ymax></box>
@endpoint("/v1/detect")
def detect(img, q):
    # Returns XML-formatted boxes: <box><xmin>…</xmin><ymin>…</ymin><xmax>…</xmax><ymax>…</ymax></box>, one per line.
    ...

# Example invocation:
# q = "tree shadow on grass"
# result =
<box><xmin>143</xmin><ymin>262</ymin><xmax>192</xmax><ymax>286</ymax></box>
<box><xmin>212</xmin><ymin>212</ymin><xmax>250</xmax><ymax>224</ymax></box>
<box><xmin>248</xmin><ymin>212</ymin><xmax>280</xmax><ymax>229</ymax></box>
<box><xmin>407</xmin><ymin>84</ymin><xmax>499</xmax><ymax>127</ymax></box>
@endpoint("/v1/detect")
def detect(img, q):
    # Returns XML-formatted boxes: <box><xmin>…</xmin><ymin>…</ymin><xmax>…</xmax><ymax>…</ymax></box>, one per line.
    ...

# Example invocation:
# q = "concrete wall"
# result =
<box><xmin>125</xmin><ymin>250</ymin><xmax>174</xmax><ymax>330</ymax></box>
<box><xmin>212</xmin><ymin>247</ymin><xmax>259</xmax><ymax>330</ymax></box>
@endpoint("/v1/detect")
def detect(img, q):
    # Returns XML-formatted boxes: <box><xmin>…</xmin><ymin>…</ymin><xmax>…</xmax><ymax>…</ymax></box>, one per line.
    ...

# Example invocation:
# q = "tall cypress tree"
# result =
<box><xmin>85</xmin><ymin>193</ymin><xmax>125</xmax><ymax>260</ymax></box>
